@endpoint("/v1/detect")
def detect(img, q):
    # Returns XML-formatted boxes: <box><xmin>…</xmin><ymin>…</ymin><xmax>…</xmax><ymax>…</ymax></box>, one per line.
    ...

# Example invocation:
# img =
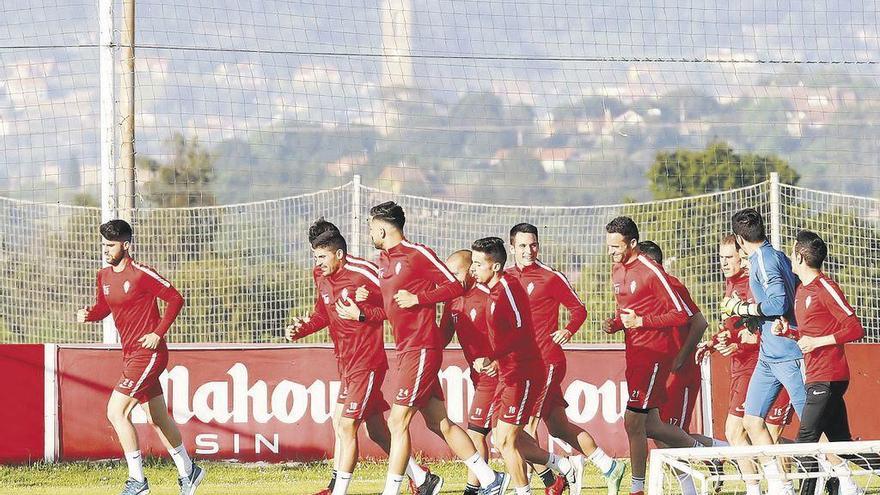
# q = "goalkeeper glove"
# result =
<box><xmin>720</xmin><ymin>293</ymin><xmax>762</xmax><ymax>318</ymax></box>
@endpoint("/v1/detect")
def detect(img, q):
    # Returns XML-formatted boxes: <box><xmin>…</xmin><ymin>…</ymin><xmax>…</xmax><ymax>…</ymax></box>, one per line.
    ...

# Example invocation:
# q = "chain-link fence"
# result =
<box><xmin>2</xmin><ymin>177</ymin><xmax>877</xmax><ymax>345</ymax></box>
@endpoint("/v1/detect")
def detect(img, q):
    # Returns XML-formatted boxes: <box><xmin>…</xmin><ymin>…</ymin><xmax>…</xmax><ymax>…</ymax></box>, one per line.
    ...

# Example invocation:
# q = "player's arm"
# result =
<box><xmin>484</xmin><ymin>306</ymin><xmax>519</xmax><ymax>360</ymax></box>
<box><xmin>675</xmin><ymin>287</ymin><xmax>708</xmax><ymax>365</ymax></box>
<box><xmin>724</xmin><ymin>255</ymin><xmax>790</xmax><ymax>318</ymax></box>
<box><xmin>80</xmin><ymin>272</ymin><xmax>111</xmax><ymax>322</ymax></box>
<box><xmin>800</xmin><ymin>281</ymin><xmax>865</xmax><ymax>353</ymax></box>
<box><xmin>551</xmin><ymin>272</ymin><xmax>587</xmax><ymax>343</ymax></box>
<box><xmin>409</xmin><ymin>248</ymin><xmax>464</xmax><ymax>305</ymax></box>
<box><xmin>337</xmin><ymin>276</ymin><xmax>386</xmax><ymax>322</ymax></box>
<box><xmin>632</xmin><ymin>272</ymin><xmax>688</xmax><ymax>329</ymax></box>
<box><xmin>291</xmin><ymin>294</ymin><xmax>331</xmax><ymax>340</ymax></box>
<box><xmin>138</xmin><ymin>268</ymin><xmax>185</xmax><ymax>338</ymax></box>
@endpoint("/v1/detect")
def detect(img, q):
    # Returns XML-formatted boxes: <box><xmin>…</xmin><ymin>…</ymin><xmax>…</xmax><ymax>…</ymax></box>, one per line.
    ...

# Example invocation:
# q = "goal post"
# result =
<box><xmin>648</xmin><ymin>440</ymin><xmax>880</xmax><ymax>495</ymax></box>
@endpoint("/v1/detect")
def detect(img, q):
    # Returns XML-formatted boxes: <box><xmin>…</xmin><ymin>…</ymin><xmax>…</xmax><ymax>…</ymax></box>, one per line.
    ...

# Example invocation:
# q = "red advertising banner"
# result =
<box><xmin>0</xmin><ymin>344</ymin><xmax>45</xmax><ymax>463</ymax></box>
<box><xmin>57</xmin><ymin>345</ymin><xmax>631</xmax><ymax>462</ymax></box>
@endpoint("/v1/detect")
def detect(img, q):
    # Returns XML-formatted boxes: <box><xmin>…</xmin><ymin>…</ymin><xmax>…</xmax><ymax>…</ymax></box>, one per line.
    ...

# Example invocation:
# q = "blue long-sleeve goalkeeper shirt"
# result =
<box><xmin>749</xmin><ymin>240</ymin><xmax>803</xmax><ymax>363</ymax></box>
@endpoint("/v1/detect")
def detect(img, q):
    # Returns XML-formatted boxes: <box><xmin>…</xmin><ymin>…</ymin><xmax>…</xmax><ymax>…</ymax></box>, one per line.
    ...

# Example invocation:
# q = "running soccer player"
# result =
<box><xmin>438</xmin><ymin>250</ymin><xmax>498</xmax><ymax>495</ymax></box>
<box><xmin>723</xmin><ymin>209</ymin><xmax>805</xmax><ymax>494</ymax></box>
<box><xmin>636</xmin><ymin>241</ymin><xmax>728</xmax><ymax>495</ymax></box>
<box><xmin>287</xmin><ymin>224</ymin><xmax>433</xmax><ymax>495</ymax></box>
<box><xmin>777</xmin><ymin>231</ymin><xmax>869</xmax><ymax>495</ymax></box>
<box><xmin>603</xmin><ymin>216</ymin><xmax>708</xmax><ymax>495</ymax></box>
<box><xmin>367</xmin><ymin>202</ymin><xmax>506</xmax><ymax>495</ymax></box>
<box><xmin>470</xmin><ymin>237</ymin><xmax>578</xmax><ymax>495</ymax></box>
<box><xmin>506</xmin><ymin>223</ymin><xmax>624</xmax><ymax>495</ymax></box>
<box><xmin>299</xmin><ymin>219</ymin><xmax>432</xmax><ymax>495</ymax></box>
<box><xmin>696</xmin><ymin>234</ymin><xmax>794</xmax><ymax>495</ymax></box>
<box><xmin>76</xmin><ymin>220</ymin><xmax>204</xmax><ymax>495</ymax></box>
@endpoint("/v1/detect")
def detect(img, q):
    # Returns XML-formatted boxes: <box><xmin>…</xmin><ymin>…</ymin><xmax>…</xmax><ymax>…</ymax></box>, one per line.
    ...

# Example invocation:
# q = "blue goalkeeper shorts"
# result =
<box><xmin>744</xmin><ymin>358</ymin><xmax>806</xmax><ymax>420</ymax></box>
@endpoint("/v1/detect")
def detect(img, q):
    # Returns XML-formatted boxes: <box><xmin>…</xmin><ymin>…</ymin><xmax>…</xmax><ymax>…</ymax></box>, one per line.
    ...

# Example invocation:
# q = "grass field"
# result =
<box><xmin>3</xmin><ymin>459</ymin><xmax>879</xmax><ymax>495</ymax></box>
<box><xmin>0</xmin><ymin>459</ymin><xmax>622</xmax><ymax>495</ymax></box>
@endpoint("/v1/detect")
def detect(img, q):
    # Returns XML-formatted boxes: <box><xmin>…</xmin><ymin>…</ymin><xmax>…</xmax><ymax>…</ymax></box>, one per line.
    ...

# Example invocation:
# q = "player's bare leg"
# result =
<box><xmin>624</xmin><ymin>409</ymin><xmax>650</xmax><ymax>493</ymax></box>
<box><xmin>363</xmin><ymin>412</ymin><xmax>430</xmax><ymax>492</ymax></box>
<box><xmin>141</xmin><ymin>395</ymin><xmax>204</xmax><ymax>495</ymax></box>
<box><xmin>522</xmin><ymin>416</ymin><xmax>554</xmax><ymax>488</ymax></box>
<box><xmin>418</xmin><ymin>398</ymin><xmax>503</xmax><ymax>493</ymax></box>
<box><xmin>465</xmin><ymin>429</ymin><xmax>490</xmax><ymax>490</ymax></box>
<box><xmin>494</xmin><ymin>421</ymin><xmax>529</xmax><ymax>488</ymax></box>
<box><xmin>726</xmin><ymin>415</ymin><xmax>761</xmax><ymax>495</ymax></box>
<box><xmin>107</xmin><ymin>391</ymin><xmax>149</xmax><ymax>494</ymax></box>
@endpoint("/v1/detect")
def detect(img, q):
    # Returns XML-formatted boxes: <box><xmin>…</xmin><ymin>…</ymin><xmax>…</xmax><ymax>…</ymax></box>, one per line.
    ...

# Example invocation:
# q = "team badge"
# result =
<box><xmin>322</xmin><ymin>293</ymin><xmax>330</xmax><ymax>304</ymax></box>
<box><xmin>527</xmin><ymin>282</ymin><xmax>535</xmax><ymax>295</ymax></box>
<box><xmin>469</xmin><ymin>308</ymin><xmax>477</xmax><ymax>321</ymax></box>
<box><xmin>629</xmin><ymin>280</ymin><xmax>637</xmax><ymax>293</ymax></box>
<box><xmin>102</xmin><ymin>284</ymin><xmax>110</xmax><ymax>295</ymax></box>
<box><xmin>341</xmin><ymin>288</ymin><xmax>349</xmax><ymax>300</ymax></box>
<box><xmin>123</xmin><ymin>280</ymin><xmax>131</xmax><ymax>294</ymax></box>
<box><xmin>395</xmin><ymin>262</ymin><xmax>403</xmax><ymax>275</ymax></box>
<box><xmin>805</xmin><ymin>296</ymin><xmax>812</xmax><ymax>308</ymax></box>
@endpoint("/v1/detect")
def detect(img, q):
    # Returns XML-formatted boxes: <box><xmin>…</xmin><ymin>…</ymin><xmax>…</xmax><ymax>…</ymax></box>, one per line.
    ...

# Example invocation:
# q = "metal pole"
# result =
<box><xmin>769</xmin><ymin>172</ymin><xmax>781</xmax><ymax>250</ymax></box>
<box><xmin>119</xmin><ymin>0</ymin><xmax>136</xmax><ymax>223</ymax></box>
<box><xmin>351</xmin><ymin>174</ymin><xmax>362</xmax><ymax>257</ymax></box>
<box><xmin>99</xmin><ymin>0</ymin><xmax>119</xmax><ymax>344</ymax></box>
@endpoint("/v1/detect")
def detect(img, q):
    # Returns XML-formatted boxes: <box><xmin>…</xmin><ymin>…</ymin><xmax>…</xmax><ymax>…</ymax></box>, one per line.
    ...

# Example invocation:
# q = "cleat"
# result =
<box><xmin>408</xmin><ymin>464</ymin><xmax>432</xmax><ymax>495</ymax></box>
<box><xmin>119</xmin><ymin>477</ymin><xmax>150</xmax><ymax>495</ymax></box>
<box><xmin>545</xmin><ymin>474</ymin><xmax>567</xmax><ymax>495</ymax></box>
<box><xmin>480</xmin><ymin>471</ymin><xmax>511</xmax><ymax>495</ymax></box>
<box><xmin>604</xmin><ymin>460</ymin><xmax>626</xmax><ymax>495</ymax></box>
<box><xmin>417</xmin><ymin>472</ymin><xmax>444</xmax><ymax>495</ymax></box>
<box><xmin>178</xmin><ymin>463</ymin><xmax>205</xmax><ymax>495</ymax></box>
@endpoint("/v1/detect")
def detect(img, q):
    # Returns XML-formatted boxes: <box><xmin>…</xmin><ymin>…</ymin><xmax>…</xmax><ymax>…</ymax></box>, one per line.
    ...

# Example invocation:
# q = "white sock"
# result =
<box><xmin>124</xmin><ymin>450</ymin><xmax>145</xmax><ymax>482</ymax></box>
<box><xmin>406</xmin><ymin>458</ymin><xmax>427</xmax><ymax>486</ymax></box>
<box><xmin>587</xmin><ymin>448</ymin><xmax>614</xmax><ymax>476</ymax></box>
<box><xmin>332</xmin><ymin>471</ymin><xmax>353</xmax><ymax>495</ymax></box>
<box><xmin>514</xmin><ymin>486</ymin><xmax>532</xmax><ymax>495</ymax></box>
<box><xmin>745</xmin><ymin>483</ymin><xmax>762</xmax><ymax>495</ymax></box>
<box><xmin>168</xmin><ymin>444</ymin><xmax>193</xmax><ymax>477</ymax></box>
<box><xmin>712</xmin><ymin>438</ymin><xmax>729</xmax><ymax>447</ymax></box>
<box><xmin>631</xmin><ymin>475</ymin><xmax>645</xmax><ymax>493</ymax></box>
<box><xmin>677</xmin><ymin>472</ymin><xmax>697</xmax><ymax>495</ymax></box>
<box><xmin>381</xmin><ymin>473</ymin><xmax>405</xmax><ymax>495</ymax></box>
<box><xmin>762</xmin><ymin>461</ymin><xmax>784</xmax><ymax>490</ymax></box>
<box><xmin>464</xmin><ymin>452</ymin><xmax>497</xmax><ymax>487</ymax></box>
<box><xmin>547</xmin><ymin>453</ymin><xmax>572</xmax><ymax>475</ymax></box>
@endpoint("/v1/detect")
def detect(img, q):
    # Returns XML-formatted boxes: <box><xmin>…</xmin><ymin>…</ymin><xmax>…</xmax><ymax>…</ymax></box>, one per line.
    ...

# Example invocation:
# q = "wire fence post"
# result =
<box><xmin>351</xmin><ymin>174</ymin><xmax>362</xmax><ymax>257</ymax></box>
<box><xmin>770</xmin><ymin>172</ymin><xmax>781</xmax><ymax>250</ymax></box>
<box><xmin>99</xmin><ymin>0</ymin><xmax>119</xmax><ymax>344</ymax></box>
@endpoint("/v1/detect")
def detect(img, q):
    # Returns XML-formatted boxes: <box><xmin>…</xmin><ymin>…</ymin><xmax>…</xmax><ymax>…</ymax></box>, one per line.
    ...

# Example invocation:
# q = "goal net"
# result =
<box><xmin>648</xmin><ymin>441</ymin><xmax>880</xmax><ymax>495</ymax></box>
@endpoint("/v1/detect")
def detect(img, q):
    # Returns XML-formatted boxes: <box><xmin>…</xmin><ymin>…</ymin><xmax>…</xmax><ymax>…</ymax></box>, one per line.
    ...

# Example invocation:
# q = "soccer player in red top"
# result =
<box><xmin>296</xmin><ymin>219</ymin><xmax>431</xmax><ymax>495</ymax></box>
<box><xmin>603</xmin><ymin>216</ymin><xmax>707</xmax><ymax>495</ymax></box>
<box><xmin>438</xmin><ymin>250</ymin><xmax>498</xmax><ymax>495</ymax></box>
<box><xmin>470</xmin><ymin>237</ymin><xmax>578</xmax><ymax>495</ymax></box>
<box><xmin>367</xmin><ymin>202</ymin><xmax>505</xmax><ymax>495</ymax></box>
<box><xmin>505</xmin><ymin>223</ymin><xmax>624</xmax><ymax>495</ymax></box>
<box><xmin>75</xmin><ymin>220</ymin><xmax>203</xmax><ymax>495</ymax></box>
<box><xmin>775</xmin><ymin>230</ymin><xmax>873</xmax><ymax>495</ymax></box>
<box><xmin>287</xmin><ymin>224</ymin><xmax>432</xmax><ymax>495</ymax></box>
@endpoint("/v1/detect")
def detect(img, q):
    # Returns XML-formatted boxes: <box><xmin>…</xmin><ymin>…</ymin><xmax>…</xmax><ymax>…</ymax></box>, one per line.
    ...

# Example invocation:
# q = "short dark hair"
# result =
<box><xmin>509</xmin><ymin>223</ymin><xmax>539</xmax><ymax>244</ymax></box>
<box><xmin>605</xmin><ymin>216</ymin><xmax>639</xmax><ymax>243</ymax></box>
<box><xmin>472</xmin><ymin>237</ymin><xmax>507</xmax><ymax>267</ymax></box>
<box><xmin>720</xmin><ymin>234</ymin><xmax>740</xmax><ymax>249</ymax></box>
<box><xmin>310</xmin><ymin>231</ymin><xmax>347</xmax><ymax>255</ymax></box>
<box><xmin>794</xmin><ymin>230</ymin><xmax>827</xmax><ymax>269</ymax></box>
<box><xmin>308</xmin><ymin>217</ymin><xmax>340</xmax><ymax>243</ymax></box>
<box><xmin>731</xmin><ymin>208</ymin><xmax>767</xmax><ymax>242</ymax></box>
<box><xmin>369</xmin><ymin>201</ymin><xmax>405</xmax><ymax>230</ymax></box>
<box><xmin>100</xmin><ymin>219</ymin><xmax>133</xmax><ymax>242</ymax></box>
<box><xmin>637</xmin><ymin>241</ymin><xmax>663</xmax><ymax>265</ymax></box>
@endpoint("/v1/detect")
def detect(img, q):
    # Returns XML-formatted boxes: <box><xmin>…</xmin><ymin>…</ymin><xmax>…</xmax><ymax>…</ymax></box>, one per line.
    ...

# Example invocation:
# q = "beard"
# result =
<box><xmin>106</xmin><ymin>252</ymin><xmax>125</xmax><ymax>266</ymax></box>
